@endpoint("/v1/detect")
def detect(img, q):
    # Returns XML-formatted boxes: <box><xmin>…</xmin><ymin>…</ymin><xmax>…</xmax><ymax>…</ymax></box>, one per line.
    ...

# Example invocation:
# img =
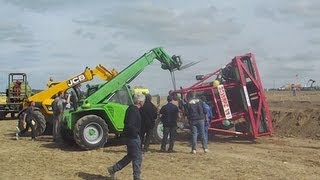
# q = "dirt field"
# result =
<box><xmin>1</xmin><ymin>91</ymin><xmax>320</xmax><ymax>180</ymax></box>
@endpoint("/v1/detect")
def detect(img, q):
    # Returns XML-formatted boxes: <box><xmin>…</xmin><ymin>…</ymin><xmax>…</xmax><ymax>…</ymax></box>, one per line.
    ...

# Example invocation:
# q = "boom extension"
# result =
<box><xmin>83</xmin><ymin>47</ymin><xmax>182</xmax><ymax>106</ymax></box>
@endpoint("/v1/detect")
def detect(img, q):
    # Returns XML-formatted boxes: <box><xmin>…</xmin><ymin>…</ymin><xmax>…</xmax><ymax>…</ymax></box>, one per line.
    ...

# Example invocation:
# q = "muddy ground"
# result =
<box><xmin>1</xmin><ymin>91</ymin><xmax>320</xmax><ymax>180</ymax></box>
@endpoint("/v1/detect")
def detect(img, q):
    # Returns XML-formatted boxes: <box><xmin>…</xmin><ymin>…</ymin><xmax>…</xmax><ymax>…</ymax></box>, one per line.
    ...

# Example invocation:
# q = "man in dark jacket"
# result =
<box><xmin>140</xmin><ymin>94</ymin><xmax>158</xmax><ymax>152</ymax></box>
<box><xmin>159</xmin><ymin>95</ymin><xmax>179</xmax><ymax>152</ymax></box>
<box><xmin>185</xmin><ymin>90</ymin><xmax>208</xmax><ymax>154</ymax></box>
<box><xmin>107</xmin><ymin>94</ymin><xmax>145</xmax><ymax>180</ymax></box>
<box><xmin>16</xmin><ymin>101</ymin><xmax>37</xmax><ymax>141</ymax></box>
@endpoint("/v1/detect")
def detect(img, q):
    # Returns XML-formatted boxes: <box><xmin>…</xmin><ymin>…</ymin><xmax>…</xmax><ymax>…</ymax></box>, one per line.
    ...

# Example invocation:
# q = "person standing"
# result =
<box><xmin>140</xmin><ymin>94</ymin><xmax>158</xmax><ymax>152</ymax></box>
<box><xmin>13</xmin><ymin>80</ymin><xmax>22</xmax><ymax>102</ymax></box>
<box><xmin>16</xmin><ymin>101</ymin><xmax>37</xmax><ymax>141</ymax></box>
<box><xmin>292</xmin><ymin>85</ymin><xmax>297</xmax><ymax>96</ymax></box>
<box><xmin>201</xmin><ymin>96</ymin><xmax>213</xmax><ymax>142</ymax></box>
<box><xmin>159</xmin><ymin>95</ymin><xmax>179</xmax><ymax>153</ymax></box>
<box><xmin>107</xmin><ymin>94</ymin><xmax>145</xmax><ymax>180</ymax></box>
<box><xmin>52</xmin><ymin>91</ymin><xmax>68</xmax><ymax>142</ymax></box>
<box><xmin>185</xmin><ymin>91</ymin><xmax>208</xmax><ymax>154</ymax></box>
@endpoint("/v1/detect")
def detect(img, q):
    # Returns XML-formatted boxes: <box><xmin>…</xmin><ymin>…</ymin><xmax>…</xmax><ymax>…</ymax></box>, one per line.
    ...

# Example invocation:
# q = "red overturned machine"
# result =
<box><xmin>175</xmin><ymin>53</ymin><xmax>273</xmax><ymax>138</ymax></box>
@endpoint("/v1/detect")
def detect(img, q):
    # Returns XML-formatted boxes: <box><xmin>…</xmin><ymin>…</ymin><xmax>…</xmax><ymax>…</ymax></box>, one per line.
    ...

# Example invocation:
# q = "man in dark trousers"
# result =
<box><xmin>16</xmin><ymin>101</ymin><xmax>37</xmax><ymax>141</ymax></box>
<box><xmin>140</xmin><ymin>94</ymin><xmax>158</xmax><ymax>152</ymax></box>
<box><xmin>159</xmin><ymin>95</ymin><xmax>179</xmax><ymax>153</ymax></box>
<box><xmin>107</xmin><ymin>94</ymin><xmax>145</xmax><ymax>180</ymax></box>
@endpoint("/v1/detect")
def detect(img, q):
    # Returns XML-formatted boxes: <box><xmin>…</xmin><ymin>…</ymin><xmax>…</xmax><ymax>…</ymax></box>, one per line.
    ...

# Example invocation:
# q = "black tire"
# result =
<box><xmin>61</xmin><ymin>125</ymin><xmax>75</xmax><ymax>145</ymax></box>
<box><xmin>151</xmin><ymin>118</ymin><xmax>164</xmax><ymax>144</ymax></box>
<box><xmin>11</xmin><ymin>113</ymin><xmax>15</xmax><ymax>119</ymax></box>
<box><xmin>0</xmin><ymin>112</ymin><xmax>5</xmax><ymax>120</ymax></box>
<box><xmin>74</xmin><ymin>115</ymin><xmax>108</xmax><ymax>150</ymax></box>
<box><xmin>18</xmin><ymin>111</ymin><xmax>46</xmax><ymax>136</ymax></box>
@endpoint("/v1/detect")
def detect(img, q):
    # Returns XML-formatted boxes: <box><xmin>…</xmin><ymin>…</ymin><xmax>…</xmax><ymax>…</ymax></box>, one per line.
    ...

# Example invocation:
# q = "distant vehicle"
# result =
<box><xmin>0</xmin><ymin>73</ymin><xmax>32</xmax><ymax>119</ymax></box>
<box><xmin>301</xmin><ymin>79</ymin><xmax>320</xmax><ymax>91</ymax></box>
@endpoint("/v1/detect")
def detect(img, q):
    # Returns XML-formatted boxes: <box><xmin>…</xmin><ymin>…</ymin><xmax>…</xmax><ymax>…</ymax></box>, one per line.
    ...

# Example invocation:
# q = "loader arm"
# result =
<box><xmin>82</xmin><ymin>47</ymin><xmax>182</xmax><ymax>106</ymax></box>
<box><xmin>27</xmin><ymin>64</ymin><xmax>118</xmax><ymax>104</ymax></box>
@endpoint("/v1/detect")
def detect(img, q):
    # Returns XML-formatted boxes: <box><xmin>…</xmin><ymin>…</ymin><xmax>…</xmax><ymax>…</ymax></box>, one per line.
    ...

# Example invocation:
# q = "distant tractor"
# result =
<box><xmin>0</xmin><ymin>73</ymin><xmax>32</xmax><ymax>119</ymax></box>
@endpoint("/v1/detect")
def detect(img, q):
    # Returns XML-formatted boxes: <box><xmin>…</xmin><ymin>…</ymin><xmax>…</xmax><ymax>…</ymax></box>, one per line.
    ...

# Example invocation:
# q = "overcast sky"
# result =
<box><xmin>0</xmin><ymin>0</ymin><xmax>319</xmax><ymax>94</ymax></box>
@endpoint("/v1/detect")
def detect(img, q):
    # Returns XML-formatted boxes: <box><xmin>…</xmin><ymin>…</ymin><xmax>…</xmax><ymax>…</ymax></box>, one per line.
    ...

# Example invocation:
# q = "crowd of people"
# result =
<box><xmin>14</xmin><ymin>89</ymin><xmax>213</xmax><ymax>180</ymax></box>
<box><xmin>108</xmin><ymin>90</ymin><xmax>213</xmax><ymax>180</ymax></box>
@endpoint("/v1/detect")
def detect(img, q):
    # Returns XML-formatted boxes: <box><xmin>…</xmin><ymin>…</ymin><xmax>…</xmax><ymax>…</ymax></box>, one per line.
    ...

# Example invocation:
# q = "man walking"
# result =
<box><xmin>185</xmin><ymin>91</ymin><xmax>208</xmax><ymax>154</ymax></box>
<box><xmin>140</xmin><ymin>94</ymin><xmax>158</xmax><ymax>152</ymax></box>
<box><xmin>159</xmin><ymin>95</ymin><xmax>179</xmax><ymax>152</ymax></box>
<box><xmin>107</xmin><ymin>94</ymin><xmax>145</xmax><ymax>180</ymax></box>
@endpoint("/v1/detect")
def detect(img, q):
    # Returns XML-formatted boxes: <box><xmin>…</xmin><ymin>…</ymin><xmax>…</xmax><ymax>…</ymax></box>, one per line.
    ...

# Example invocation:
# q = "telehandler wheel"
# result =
<box><xmin>0</xmin><ymin>112</ymin><xmax>5</xmax><ymax>120</ymax></box>
<box><xmin>60</xmin><ymin>125</ymin><xmax>75</xmax><ymax>145</ymax></box>
<box><xmin>152</xmin><ymin>118</ymin><xmax>164</xmax><ymax>144</ymax></box>
<box><xmin>17</xmin><ymin>111</ymin><xmax>46</xmax><ymax>136</ymax></box>
<box><xmin>74</xmin><ymin>115</ymin><xmax>108</xmax><ymax>150</ymax></box>
<box><xmin>60</xmin><ymin>119</ymin><xmax>76</xmax><ymax>145</ymax></box>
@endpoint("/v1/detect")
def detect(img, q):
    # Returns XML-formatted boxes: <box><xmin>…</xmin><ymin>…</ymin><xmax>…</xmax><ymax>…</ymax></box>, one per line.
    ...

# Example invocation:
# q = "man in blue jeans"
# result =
<box><xmin>107</xmin><ymin>94</ymin><xmax>145</xmax><ymax>180</ymax></box>
<box><xmin>185</xmin><ymin>90</ymin><xmax>208</xmax><ymax>154</ymax></box>
<box><xmin>201</xmin><ymin>96</ymin><xmax>213</xmax><ymax>143</ymax></box>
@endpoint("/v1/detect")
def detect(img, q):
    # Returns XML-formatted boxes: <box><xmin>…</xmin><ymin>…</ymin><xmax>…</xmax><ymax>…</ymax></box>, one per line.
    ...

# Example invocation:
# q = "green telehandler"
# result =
<box><xmin>61</xmin><ymin>47</ymin><xmax>185</xmax><ymax>150</ymax></box>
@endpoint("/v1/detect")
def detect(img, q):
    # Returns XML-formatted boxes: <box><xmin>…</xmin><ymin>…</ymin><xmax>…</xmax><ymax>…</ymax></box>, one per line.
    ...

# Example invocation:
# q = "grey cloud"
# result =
<box><xmin>278</xmin><ymin>1</ymin><xmax>320</xmax><ymax>18</ymax></box>
<box><xmin>74</xmin><ymin>29</ymin><xmax>83</xmax><ymax>35</ymax></box>
<box><xmin>82</xmin><ymin>32</ymin><xmax>96</xmax><ymax>40</ymax></box>
<box><xmin>15</xmin><ymin>49</ymin><xmax>38</xmax><ymax>57</ymax></box>
<box><xmin>50</xmin><ymin>52</ymin><xmax>74</xmax><ymax>58</ymax></box>
<box><xmin>101</xmin><ymin>43</ymin><xmax>117</xmax><ymax>52</ymax></box>
<box><xmin>72</xmin><ymin>19</ymin><xmax>100</xmax><ymax>27</ymax></box>
<box><xmin>74</xmin><ymin>4</ymin><xmax>242</xmax><ymax>46</ymax></box>
<box><xmin>73</xmin><ymin>29</ymin><xmax>96</xmax><ymax>40</ymax></box>
<box><xmin>4</xmin><ymin>0</ymin><xmax>66</xmax><ymax>12</ymax></box>
<box><xmin>4</xmin><ymin>0</ymin><xmax>88</xmax><ymax>12</ymax></box>
<box><xmin>256</xmin><ymin>1</ymin><xmax>320</xmax><ymax>29</ymax></box>
<box><xmin>265</xmin><ymin>51</ymin><xmax>319</xmax><ymax>64</ymax></box>
<box><xmin>0</xmin><ymin>23</ymin><xmax>33</xmax><ymax>44</ymax></box>
<box><xmin>260</xmin><ymin>53</ymin><xmax>319</xmax><ymax>83</ymax></box>
<box><xmin>308</xmin><ymin>38</ymin><xmax>320</xmax><ymax>45</ymax></box>
<box><xmin>303</xmin><ymin>22</ymin><xmax>320</xmax><ymax>29</ymax></box>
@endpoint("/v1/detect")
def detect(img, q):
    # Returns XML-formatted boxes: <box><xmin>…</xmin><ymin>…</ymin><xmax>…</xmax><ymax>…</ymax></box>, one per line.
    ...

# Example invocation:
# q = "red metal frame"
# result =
<box><xmin>175</xmin><ymin>53</ymin><xmax>273</xmax><ymax>138</ymax></box>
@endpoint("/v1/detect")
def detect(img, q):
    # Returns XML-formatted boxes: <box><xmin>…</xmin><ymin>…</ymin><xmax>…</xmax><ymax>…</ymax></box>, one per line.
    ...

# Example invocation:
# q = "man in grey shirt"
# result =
<box><xmin>52</xmin><ymin>91</ymin><xmax>69</xmax><ymax>142</ymax></box>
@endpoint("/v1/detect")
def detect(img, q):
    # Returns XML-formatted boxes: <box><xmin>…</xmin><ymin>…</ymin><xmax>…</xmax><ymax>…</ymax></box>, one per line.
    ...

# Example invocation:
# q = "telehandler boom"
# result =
<box><xmin>18</xmin><ymin>65</ymin><xmax>118</xmax><ymax>135</ymax></box>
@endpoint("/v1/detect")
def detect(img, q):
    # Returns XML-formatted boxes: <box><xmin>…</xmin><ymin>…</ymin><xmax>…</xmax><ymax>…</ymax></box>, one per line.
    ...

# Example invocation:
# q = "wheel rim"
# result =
<box><xmin>156</xmin><ymin>122</ymin><xmax>164</xmax><ymax>139</ymax></box>
<box><xmin>84</xmin><ymin>122</ymin><xmax>104</xmax><ymax>144</ymax></box>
